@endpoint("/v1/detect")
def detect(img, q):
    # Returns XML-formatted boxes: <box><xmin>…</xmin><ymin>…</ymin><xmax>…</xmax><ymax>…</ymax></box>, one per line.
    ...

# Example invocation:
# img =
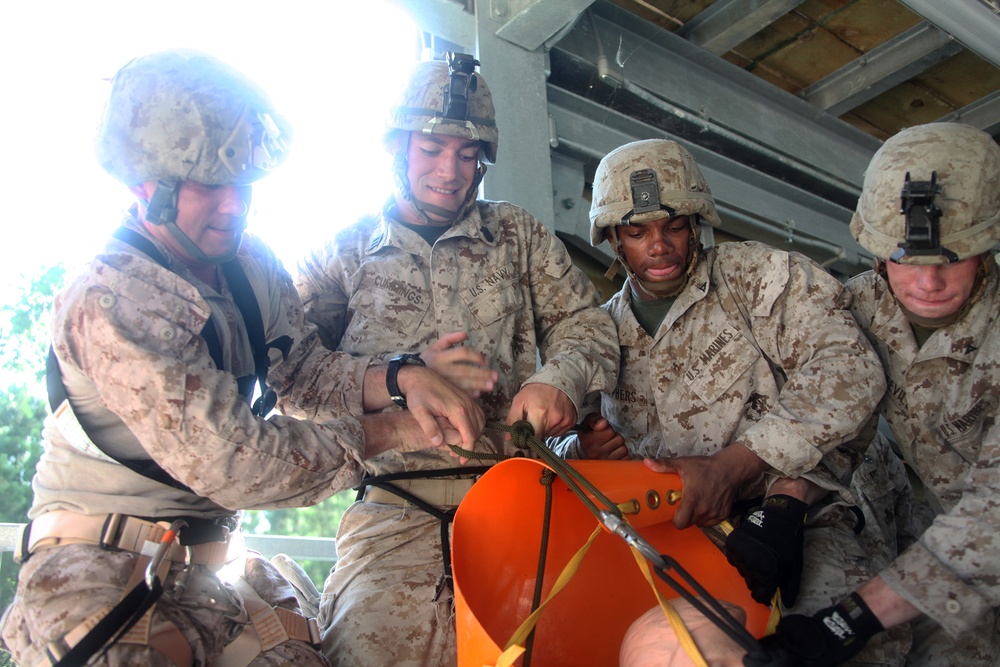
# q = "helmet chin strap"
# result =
<box><xmin>145</xmin><ymin>180</ymin><xmax>245</xmax><ymax>264</ymax></box>
<box><xmin>391</xmin><ymin>146</ymin><xmax>485</xmax><ymax>226</ymax></box>
<box><xmin>607</xmin><ymin>222</ymin><xmax>701</xmax><ymax>299</ymax></box>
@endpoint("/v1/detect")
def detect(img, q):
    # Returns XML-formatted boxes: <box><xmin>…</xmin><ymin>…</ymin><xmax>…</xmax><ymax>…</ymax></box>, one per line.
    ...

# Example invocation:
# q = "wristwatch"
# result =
<box><xmin>386</xmin><ymin>353</ymin><xmax>426</xmax><ymax>408</ymax></box>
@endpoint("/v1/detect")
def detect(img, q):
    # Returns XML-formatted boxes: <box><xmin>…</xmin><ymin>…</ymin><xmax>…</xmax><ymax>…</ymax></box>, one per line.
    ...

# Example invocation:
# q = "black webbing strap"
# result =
<box><xmin>355</xmin><ymin>467</ymin><xmax>492</xmax><ymax>594</ymax></box>
<box><xmin>111</xmin><ymin>227</ymin><xmax>291</xmax><ymax>415</ymax></box>
<box><xmin>49</xmin><ymin>578</ymin><xmax>163</xmax><ymax>667</ymax></box>
<box><xmin>46</xmin><ymin>346</ymin><xmax>193</xmax><ymax>493</ymax></box>
<box><xmin>218</xmin><ymin>260</ymin><xmax>292</xmax><ymax>417</ymax></box>
<box><xmin>44</xmin><ymin>227</ymin><xmax>281</xmax><ymax>492</ymax></box>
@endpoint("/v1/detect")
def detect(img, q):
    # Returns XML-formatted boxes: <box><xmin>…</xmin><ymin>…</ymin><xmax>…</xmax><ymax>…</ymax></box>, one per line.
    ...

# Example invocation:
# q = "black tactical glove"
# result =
<box><xmin>725</xmin><ymin>494</ymin><xmax>807</xmax><ymax>606</ymax></box>
<box><xmin>742</xmin><ymin>592</ymin><xmax>884</xmax><ymax>667</ymax></box>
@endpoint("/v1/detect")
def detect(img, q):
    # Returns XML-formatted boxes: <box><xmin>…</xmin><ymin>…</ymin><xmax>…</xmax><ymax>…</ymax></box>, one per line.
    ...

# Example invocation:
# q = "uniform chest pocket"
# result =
<box><xmin>464</xmin><ymin>272</ymin><xmax>523</xmax><ymax>327</ymax></box>
<box><xmin>602</xmin><ymin>391</ymin><xmax>649</xmax><ymax>447</ymax></box>
<box><xmin>347</xmin><ymin>281</ymin><xmax>431</xmax><ymax>337</ymax></box>
<box><xmin>683</xmin><ymin>330</ymin><xmax>761</xmax><ymax>405</ymax></box>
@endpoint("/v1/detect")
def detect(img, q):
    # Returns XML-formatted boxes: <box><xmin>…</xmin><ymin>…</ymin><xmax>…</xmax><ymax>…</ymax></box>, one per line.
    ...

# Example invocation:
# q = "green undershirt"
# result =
<box><xmin>630</xmin><ymin>294</ymin><xmax>676</xmax><ymax>337</ymax></box>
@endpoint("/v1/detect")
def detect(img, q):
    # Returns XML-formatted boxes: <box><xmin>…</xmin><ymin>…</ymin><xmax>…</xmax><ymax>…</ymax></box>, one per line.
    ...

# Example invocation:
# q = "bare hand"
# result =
<box><xmin>397</xmin><ymin>365</ymin><xmax>485</xmax><ymax>450</ymax></box>
<box><xmin>506</xmin><ymin>383</ymin><xmax>577</xmax><ymax>439</ymax></box>
<box><xmin>364</xmin><ymin>413</ymin><xmax>467</xmax><ymax>459</ymax></box>
<box><xmin>643</xmin><ymin>444</ymin><xmax>767</xmax><ymax>529</ymax></box>
<box><xmin>578</xmin><ymin>413</ymin><xmax>628</xmax><ymax>460</ymax></box>
<box><xmin>420</xmin><ymin>331</ymin><xmax>497</xmax><ymax>398</ymax></box>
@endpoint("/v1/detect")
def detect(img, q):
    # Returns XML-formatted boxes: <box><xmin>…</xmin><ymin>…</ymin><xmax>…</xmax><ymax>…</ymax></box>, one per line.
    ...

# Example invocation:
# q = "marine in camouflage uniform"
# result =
<box><xmin>558</xmin><ymin>139</ymin><xmax>908</xmax><ymax>666</ymax></box>
<box><xmin>291</xmin><ymin>55</ymin><xmax>619</xmax><ymax>667</ymax></box>
<box><xmin>0</xmin><ymin>50</ymin><xmax>465</xmax><ymax>667</ymax></box>
<box><xmin>752</xmin><ymin>123</ymin><xmax>1000</xmax><ymax>666</ymax></box>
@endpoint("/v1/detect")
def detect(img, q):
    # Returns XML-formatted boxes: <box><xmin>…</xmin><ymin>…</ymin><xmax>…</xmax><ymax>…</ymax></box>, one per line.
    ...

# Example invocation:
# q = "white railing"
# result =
<box><xmin>0</xmin><ymin>522</ymin><xmax>338</xmax><ymax>568</ymax></box>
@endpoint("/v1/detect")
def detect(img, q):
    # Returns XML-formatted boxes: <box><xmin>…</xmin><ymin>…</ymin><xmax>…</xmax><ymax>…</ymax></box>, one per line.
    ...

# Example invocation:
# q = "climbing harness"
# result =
<box><xmin>354</xmin><ymin>466</ymin><xmax>493</xmax><ymax>597</ymax></box>
<box><xmin>23</xmin><ymin>512</ymin><xmax>318</xmax><ymax>667</ymax></box>
<box><xmin>46</xmin><ymin>227</ymin><xmax>292</xmax><ymax>493</ymax></box>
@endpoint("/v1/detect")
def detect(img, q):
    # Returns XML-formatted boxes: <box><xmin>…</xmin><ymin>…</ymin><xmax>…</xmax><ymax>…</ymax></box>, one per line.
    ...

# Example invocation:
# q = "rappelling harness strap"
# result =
<box><xmin>355</xmin><ymin>466</ymin><xmax>492</xmax><ymax>596</ymax></box>
<box><xmin>361</xmin><ymin>477</ymin><xmax>479</xmax><ymax>507</ymax></box>
<box><xmin>15</xmin><ymin>511</ymin><xmax>241</xmax><ymax>566</ymax></box>
<box><xmin>25</xmin><ymin>511</ymin><xmax>319</xmax><ymax>667</ymax></box>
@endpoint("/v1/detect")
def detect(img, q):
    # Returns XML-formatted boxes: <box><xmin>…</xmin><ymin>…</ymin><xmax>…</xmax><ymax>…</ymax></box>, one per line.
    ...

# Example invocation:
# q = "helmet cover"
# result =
<box><xmin>851</xmin><ymin>122</ymin><xmax>1000</xmax><ymax>264</ymax></box>
<box><xmin>97</xmin><ymin>49</ymin><xmax>290</xmax><ymax>187</ymax></box>
<box><xmin>384</xmin><ymin>53</ymin><xmax>498</xmax><ymax>164</ymax></box>
<box><xmin>590</xmin><ymin>139</ymin><xmax>720</xmax><ymax>247</ymax></box>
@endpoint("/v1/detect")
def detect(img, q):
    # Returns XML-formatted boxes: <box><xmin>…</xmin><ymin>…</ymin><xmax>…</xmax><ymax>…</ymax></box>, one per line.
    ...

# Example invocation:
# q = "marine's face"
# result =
<box><xmin>617</xmin><ymin>214</ymin><xmax>692</xmax><ymax>300</ymax></box>
<box><xmin>396</xmin><ymin>132</ymin><xmax>480</xmax><ymax>224</ymax></box>
<box><xmin>885</xmin><ymin>255</ymin><xmax>981</xmax><ymax>319</ymax></box>
<box><xmin>138</xmin><ymin>180</ymin><xmax>250</xmax><ymax>266</ymax></box>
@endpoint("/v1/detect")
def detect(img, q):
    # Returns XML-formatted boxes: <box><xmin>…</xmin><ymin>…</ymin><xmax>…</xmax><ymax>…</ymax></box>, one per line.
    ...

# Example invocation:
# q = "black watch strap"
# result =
<box><xmin>386</xmin><ymin>353</ymin><xmax>426</xmax><ymax>408</ymax></box>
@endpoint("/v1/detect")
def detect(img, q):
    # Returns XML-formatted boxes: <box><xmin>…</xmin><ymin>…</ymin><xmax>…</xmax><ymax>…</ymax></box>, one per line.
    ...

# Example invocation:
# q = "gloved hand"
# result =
<box><xmin>725</xmin><ymin>494</ymin><xmax>807</xmax><ymax>606</ymax></box>
<box><xmin>742</xmin><ymin>592</ymin><xmax>884</xmax><ymax>667</ymax></box>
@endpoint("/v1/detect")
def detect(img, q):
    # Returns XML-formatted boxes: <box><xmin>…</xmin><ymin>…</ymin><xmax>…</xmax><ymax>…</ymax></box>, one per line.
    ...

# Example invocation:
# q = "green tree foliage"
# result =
<box><xmin>0</xmin><ymin>265</ymin><xmax>65</xmax><ymax>384</ymax></box>
<box><xmin>0</xmin><ymin>264</ymin><xmax>352</xmax><ymax>665</ymax></box>
<box><xmin>244</xmin><ymin>491</ymin><xmax>355</xmax><ymax>587</ymax></box>
<box><xmin>1</xmin><ymin>265</ymin><xmax>64</xmax><ymax>666</ymax></box>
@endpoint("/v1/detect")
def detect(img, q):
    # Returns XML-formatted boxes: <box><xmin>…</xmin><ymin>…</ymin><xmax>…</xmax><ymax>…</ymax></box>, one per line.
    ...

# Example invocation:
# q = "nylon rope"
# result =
<box><xmin>523</xmin><ymin>469</ymin><xmax>556</xmax><ymax>667</ymax></box>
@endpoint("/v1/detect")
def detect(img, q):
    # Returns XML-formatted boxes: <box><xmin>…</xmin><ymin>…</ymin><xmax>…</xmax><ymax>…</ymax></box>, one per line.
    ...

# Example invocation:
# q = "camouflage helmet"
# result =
<box><xmin>384</xmin><ymin>53</ymin><xmax>498</xmax><ymax>164</ymax></box>
<box><xmin>590</xmin><ymin>139</ymin><xmax>720</xmax><ymax>247</ymax></box>
<box><xmin>851</xmin><ymin>122</ymin><xmax>1000</xmax><ymax>264</ymax></box>
<box><xmin>97</xmin><ymin>49</ymin><xmax>290</xmax><ymax>187</ymax></box>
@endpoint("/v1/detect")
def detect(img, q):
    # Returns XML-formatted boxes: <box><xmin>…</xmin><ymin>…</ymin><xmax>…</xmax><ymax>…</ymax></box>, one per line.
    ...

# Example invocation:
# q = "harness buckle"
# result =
<box><xmin>100</xmin><ymin>513</ymin><xmax>126</xmax><ymax>550</ymax></box>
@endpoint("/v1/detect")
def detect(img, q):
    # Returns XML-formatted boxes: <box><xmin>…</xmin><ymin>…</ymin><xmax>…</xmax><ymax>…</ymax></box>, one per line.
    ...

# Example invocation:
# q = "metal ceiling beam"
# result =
<box><xmin>677</xmin><ymin>0</ymin><xmax>807</xmax><ymax>56</ymax></box>
<box><xmin>554</xmin><ymin>1</ymin><xmax>880</xmax><ymax>198</ymax></box>
<box><xmin>490</xmin><ymin>0</ymin><xmax>596</xmax><ymax>51</ymax></box>
<box><xmin>899</xmin><ymin>0</ymin><xmax>1000</xmax><ymax>70</ymax></box>
<box><xmin>938</xmin><ymin>89</ymin><xmax>1000</xmax><ymax>136</ymax></box>
<box><xmin>801</xmin><ymin>22</ymin><xmax>962</xmax><ymax>116</ymax></box>
<box><xmin>547</xmin><ymin>86</ymin><xmax>872</xmax><ymax>276</ymax></box>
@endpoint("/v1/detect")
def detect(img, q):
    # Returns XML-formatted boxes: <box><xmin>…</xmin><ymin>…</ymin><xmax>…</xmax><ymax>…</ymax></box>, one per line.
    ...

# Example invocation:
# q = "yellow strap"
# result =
<box><xmin>490</xmin><ymin>524</ymin><xmax>604</xmax><ymax>667</ymax></box>
<box><xmin>628</xmin><ymin>545</ymin><xmax>709</xmax><ymax>667</ymax></box>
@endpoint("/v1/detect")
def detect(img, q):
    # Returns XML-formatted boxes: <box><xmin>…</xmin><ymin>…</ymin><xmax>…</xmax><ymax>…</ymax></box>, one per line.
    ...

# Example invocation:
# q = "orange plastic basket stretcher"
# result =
<box><xmin>452</xmin><ymin>458</ymin><xmax>771</xmax><ymax>666</ymax></box>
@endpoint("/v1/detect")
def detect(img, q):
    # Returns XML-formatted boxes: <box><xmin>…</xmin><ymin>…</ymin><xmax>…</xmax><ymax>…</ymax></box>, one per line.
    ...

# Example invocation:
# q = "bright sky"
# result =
<box><xmin>0</xmin><ymin>1</ymin><xmax>420</xmax><ymax>302</ymax></box>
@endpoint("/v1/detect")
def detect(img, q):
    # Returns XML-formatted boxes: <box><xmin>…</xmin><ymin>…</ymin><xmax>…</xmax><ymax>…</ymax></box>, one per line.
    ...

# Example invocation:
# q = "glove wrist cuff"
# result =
<box><xmin>762</xmin><ymin>494</ymin><xmax>808</xmax><ymax>521</ymax></box>
<box><xmin>831</xmin><ymin>592</ymin><xmax>884</xmax><ymax>638</ymax></box>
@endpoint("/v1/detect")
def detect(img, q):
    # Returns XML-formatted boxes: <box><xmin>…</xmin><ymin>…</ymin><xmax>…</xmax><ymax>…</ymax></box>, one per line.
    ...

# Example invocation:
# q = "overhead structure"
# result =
<box><xmin>390</xmin><ymin>0</ymin><xmax>1000</xmax><ymax>278</ymax></box>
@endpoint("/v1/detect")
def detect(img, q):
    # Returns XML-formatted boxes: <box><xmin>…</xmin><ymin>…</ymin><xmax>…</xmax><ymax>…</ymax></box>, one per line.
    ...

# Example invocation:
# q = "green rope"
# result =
<box><xmin>524</xmin><ymin>468</ymin><xmax>556</xmax><ymax>667</ymax></box>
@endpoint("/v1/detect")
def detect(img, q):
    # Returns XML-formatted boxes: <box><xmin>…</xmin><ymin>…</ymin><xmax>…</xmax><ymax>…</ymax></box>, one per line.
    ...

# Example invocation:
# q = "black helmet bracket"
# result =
<box><xmin>621</xmin><ymin>168</ymin><xmax>675</xmax><ymax>225</ymax></box>
<box><xmin>891</xmin><ymin>171</ymin><xmax>958</xmax><ymax>263</ymax></box>
<box><xmin>444</xmin><ymin>52</ymin><xmax>480</xmax><ymax>122</ymax></box>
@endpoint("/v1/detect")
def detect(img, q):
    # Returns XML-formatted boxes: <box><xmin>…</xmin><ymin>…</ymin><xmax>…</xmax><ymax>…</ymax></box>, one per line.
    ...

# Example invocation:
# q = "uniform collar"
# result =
<box><xmin>364</xmin><ymin>199</ymin><xmax>498</xmax><ymax>256</ymax></box>
<box><xmin>615</xmin><ymin>248</ymin><xmax>714</xmax><ymax>346</ymax></box>
<box><xmin>872</xmin><ymin>269</ymin><xmax>997</xmax><ymax>367</ymax></box>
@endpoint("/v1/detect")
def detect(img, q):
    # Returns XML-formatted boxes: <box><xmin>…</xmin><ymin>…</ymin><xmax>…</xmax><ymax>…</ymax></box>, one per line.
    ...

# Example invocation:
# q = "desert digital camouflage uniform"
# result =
<box><xmin>848</xmin><ymin>429</ymin><xmax>924</xmax><ymax>575</ymax></box>
<box><xmin>847</xmin><ymin>266</ymin><xmax>1000</xmax><ymax>665</ymax></box>
<box><xmin>558</xmin><ymin>240</ymin><xmax>910</xmax><ymax>666</ymax></box>
<box><xmin>294</xmin><ymin>198</ymin><xmax>619</xmax><ymax>667</ymax></box>
<box><xmin>1</xmin><ymin>49</ymin><xmax>378</xmax><ymax>667</ymax></box>
<box><xmin>0</xmin><ymin>218</ymin><xmax>376</xmax><ymax>666</ymax></box>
